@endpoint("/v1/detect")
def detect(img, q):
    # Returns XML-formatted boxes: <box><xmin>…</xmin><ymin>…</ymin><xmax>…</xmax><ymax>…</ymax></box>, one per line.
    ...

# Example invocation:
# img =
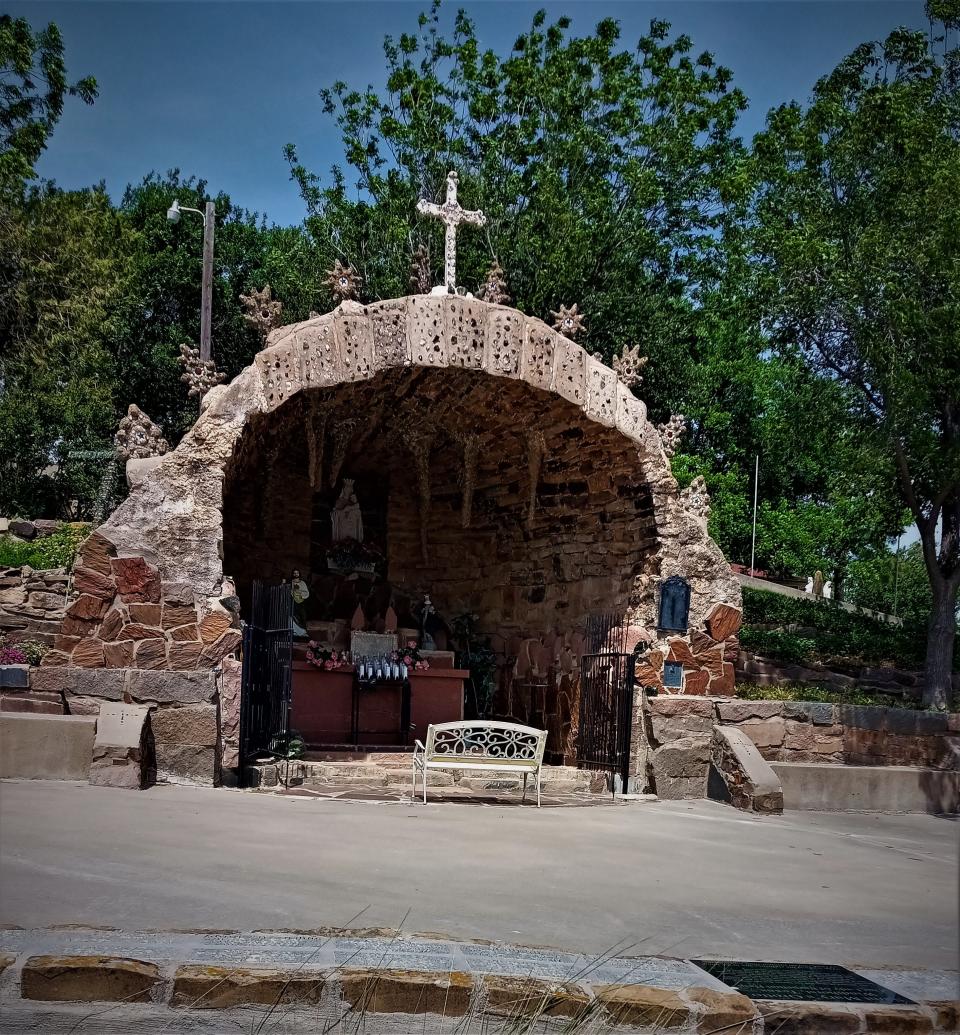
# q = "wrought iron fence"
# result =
<box><xmin>238</xmin><ymin>581</ymin><xmax>293</xmax><ymax>782</ymax></box>
<box><xmin>577</xmin><ymin>613</ymin><xmax>635</xmax><ymax>792</ymax></box>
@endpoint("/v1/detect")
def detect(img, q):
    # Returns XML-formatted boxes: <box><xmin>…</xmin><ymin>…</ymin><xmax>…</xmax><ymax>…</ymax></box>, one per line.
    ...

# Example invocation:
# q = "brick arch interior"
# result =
<box><xmin>222</xmin><ymin>365</ymin><xmax>660</xmax><ymax>646</ymax></box>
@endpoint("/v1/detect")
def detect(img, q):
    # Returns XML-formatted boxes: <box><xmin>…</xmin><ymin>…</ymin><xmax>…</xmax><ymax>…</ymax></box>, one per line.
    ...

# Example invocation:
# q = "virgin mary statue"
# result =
<box><xmin>331</xmin><ymin>478</ymin><xmax>364</xmax><ymax>542</ymax></box>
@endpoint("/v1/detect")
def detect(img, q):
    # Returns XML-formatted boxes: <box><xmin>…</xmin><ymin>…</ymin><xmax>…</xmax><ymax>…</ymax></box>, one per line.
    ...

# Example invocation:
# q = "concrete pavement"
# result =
<box><xmin>0</xmin><ymin>780</ymin><xmax>956</xmax><ymax>970</ymax></box>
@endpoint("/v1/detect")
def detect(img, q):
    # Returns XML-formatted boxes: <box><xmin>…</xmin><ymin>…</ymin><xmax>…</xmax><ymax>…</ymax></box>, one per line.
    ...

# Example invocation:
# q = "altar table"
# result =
<box><xmin>291</xmin><ymin>662</ymin><xmax>468</xmax><ymax>746</ymax></box>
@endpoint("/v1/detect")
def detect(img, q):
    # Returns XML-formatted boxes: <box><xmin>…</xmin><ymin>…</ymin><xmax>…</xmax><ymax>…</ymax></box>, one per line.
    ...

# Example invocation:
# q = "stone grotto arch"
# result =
<box><xmin>54</xmin><ymin>295</ymin><xmax>742</xmax><ymax>755</ymax></box>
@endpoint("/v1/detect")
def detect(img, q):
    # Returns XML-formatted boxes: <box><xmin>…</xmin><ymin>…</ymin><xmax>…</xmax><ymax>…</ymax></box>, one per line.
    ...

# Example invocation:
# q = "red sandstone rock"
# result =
<box><xmin>710</xmin><ymin>661</ymin><xmax>736</xmax><ymax>694</ymax></box>
<box><xmin>683</xmin><ymin>670</ymin><xmax>710</xmax><ymax>695</ymax></box>
<box><xmin>198</xmin><ymin>611</ymin><xmax>231</xmax><ymax>644</ymax></box>
<box><xmin>71</xmin><ymin>638</ymin><xmax>105</xmax><ymax>668</ymax></box>
<box><xmin>99</xmin><ymin>609</ymin><xmax>123</xmax><ymax>642</ymax></box>
<box><xmin>103</xmin><ymin>640</ymin><xmax>134</xmax><ymax>668</ymax></box>
<box><xmin>119</xmin><ymin>623</ymin><xmax>164</xmax><ymax>641</ymax></box>
<box><xmin>169</xmin><ymin>624</ymin><xmax>200</xmax><ymax>642</ymax></box>
<box><xmin>66</xmin><ymin>594</ymin><xmax>109</xmax><ymax>621</ymax></box>
<box><xmin>72</xmin><ymin>566</ymin><xmax>116</xmax><ymax>601</ymax></box>
<box><xmin>706</xmin><ymin>602</ymin><xmax>742</xmax><ymax>642</ymax></box>
<box><xmin>634</xmin><ymin>662</ymin><xmax>662</xmax><ymax>689</ymax></box>
<box><xmin>53</xmin><ymin>634</ymin><xmax>82</xmax><ymax>654</ymax></box>
<box><xmin>60</xmin><ymin>615</ymin><xmax>99</xmax><ymax>638</ymax></box>
<box><xmin>110</xmin><ymin>557</ymin><xmax>161</xmax><ymax>604</ymax></box>
<box><xmin>162</xmin><ymin>604</ymin><xmax>196</xmax><ymax>629</ymax></box>
<box><xmin>128</xmin><ymin>603</ymin><xmax>161</xmax><ymax>626</ymax></box>
<box><xmin>169</xmin><ymin>641</ymin><xmax>203</xmax><ymax>669</ymax></box>
<box><xmin>134</xmin><ymin>638</ymin><xmax>167</xmax><ymax>669</ymax></box>
<box><xmin>667</xmin><ymin>638</ymin><xmax>695</xmax><ymax>665</ymax></box>
<box><xmin>78</xmin><ymin>532</ymin><xmax>116</xmax><ymax>576</ymax></box>
<box><xmin>200</xmin><ymin>629</ymin><xmax>242</xmax><ymax>666</ymax></box>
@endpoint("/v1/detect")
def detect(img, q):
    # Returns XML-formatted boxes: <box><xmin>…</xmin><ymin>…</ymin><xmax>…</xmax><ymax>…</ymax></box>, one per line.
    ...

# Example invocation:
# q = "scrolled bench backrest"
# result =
<box><xmin>425</xmin><ymin>721</ymin><xmax>547</xmax><ymax>766</ymax></box>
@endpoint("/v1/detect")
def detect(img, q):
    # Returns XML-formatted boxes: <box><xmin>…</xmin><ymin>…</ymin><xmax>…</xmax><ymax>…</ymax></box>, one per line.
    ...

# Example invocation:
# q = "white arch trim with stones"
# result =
<box><xmin>101</xmin><ymin>296</ymin><xmax>740</xmax><ymax>635</ymax></box>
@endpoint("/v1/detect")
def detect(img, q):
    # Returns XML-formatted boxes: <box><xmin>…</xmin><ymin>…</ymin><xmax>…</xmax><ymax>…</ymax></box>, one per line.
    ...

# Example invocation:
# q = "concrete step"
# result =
<box><xmin>771</xmin><ymin>762</ymin><xmax>960</xmax><ymax>814</ymax></box>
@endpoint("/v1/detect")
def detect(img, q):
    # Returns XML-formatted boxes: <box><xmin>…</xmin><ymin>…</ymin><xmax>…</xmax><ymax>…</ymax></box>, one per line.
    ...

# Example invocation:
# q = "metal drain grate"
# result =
<box><xmin>690</xmin><ymin>961</ymin><xmax>915</xmax><ymax>1004</ymax></box>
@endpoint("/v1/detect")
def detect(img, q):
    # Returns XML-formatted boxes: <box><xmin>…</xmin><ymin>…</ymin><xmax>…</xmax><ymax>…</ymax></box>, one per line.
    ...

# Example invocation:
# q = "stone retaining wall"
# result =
<box><xmin>644</xmin><ymin>695</ymin><xmax>960</xmax><ymax>801</ymax></box>
<box><xmin>0</xmin><ymin>565</ymin><xmax>70</xmax><ymax>648</ymax></box>
<box><xmin>24</xmin><ymin>667</ymin><xmax>220</xmax><ymax>785</ymax></box>
<box><xmin>737</xmin><ymin>650</ymin><xmax>960</xmax><ymax>698</ymax></box>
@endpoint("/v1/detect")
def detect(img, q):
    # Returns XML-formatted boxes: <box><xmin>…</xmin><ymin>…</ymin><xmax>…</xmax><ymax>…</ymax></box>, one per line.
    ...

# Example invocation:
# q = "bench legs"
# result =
<box><xmin>521</xmin><ymin>771</ymin><xmax>541</xmax><ymax>807</ymax></box>
<box><xmin>412</xmin><ymin>761</ymin><xmax>428</xmax><ymax>804</ymax></box>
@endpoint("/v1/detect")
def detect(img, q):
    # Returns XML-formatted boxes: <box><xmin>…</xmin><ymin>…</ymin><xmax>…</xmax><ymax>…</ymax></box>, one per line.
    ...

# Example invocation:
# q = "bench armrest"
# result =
<box><xmin>413</xmin><ymin>739</ymin><xmax>426</xmax><ymax>753</ymax></box>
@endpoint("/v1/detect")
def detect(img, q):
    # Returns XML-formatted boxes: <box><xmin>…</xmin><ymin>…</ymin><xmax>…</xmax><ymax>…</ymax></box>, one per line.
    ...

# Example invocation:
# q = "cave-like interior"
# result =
<box><xmin>222</xmin><ymin>366</ymin><xmax>660</xmax><ymax>653</ymax></box>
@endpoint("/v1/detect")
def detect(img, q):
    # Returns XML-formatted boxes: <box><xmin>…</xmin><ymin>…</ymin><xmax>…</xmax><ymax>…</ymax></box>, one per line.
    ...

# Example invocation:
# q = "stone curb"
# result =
<box><xmin>3</xmin><ymin>954</ymin><xmax>955</xmax><ymax>1032</ymax></box>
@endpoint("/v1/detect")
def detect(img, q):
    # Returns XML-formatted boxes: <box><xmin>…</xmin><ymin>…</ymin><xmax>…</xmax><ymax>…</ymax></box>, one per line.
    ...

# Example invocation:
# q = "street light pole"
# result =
<box><xmin>199</xmin><ymin>201</ymin><xmax>215</xmax><ymax>362</ymax></box>
<box><xmin>166</xmin><ymin>198</ymin><xmax>215</xmax><ymax>362</ymax></box>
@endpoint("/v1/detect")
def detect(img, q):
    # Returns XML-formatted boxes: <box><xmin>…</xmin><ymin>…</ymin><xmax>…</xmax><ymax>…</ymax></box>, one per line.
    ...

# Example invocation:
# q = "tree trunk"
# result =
<box><xmin>923</xmin><ymin>579</ymin><xmax>958</xmax><ymax>711</ymax></box>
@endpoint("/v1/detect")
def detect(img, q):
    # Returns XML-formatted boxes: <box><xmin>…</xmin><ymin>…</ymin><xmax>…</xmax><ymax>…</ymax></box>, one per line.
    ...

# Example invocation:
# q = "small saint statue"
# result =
<box><xmin>331</xmin><ymin>478</ymin><xmax>364</xmax><ymax>543</ymax></box>
<box><xmin>291</xmin><ymin>569</ymin><xmax>310</xmax><ymax>638</ymax></box>
<box><xmin>419</xmin><ymin>594</ymin><xmax>437</xmax><ymax>651</ymax></box>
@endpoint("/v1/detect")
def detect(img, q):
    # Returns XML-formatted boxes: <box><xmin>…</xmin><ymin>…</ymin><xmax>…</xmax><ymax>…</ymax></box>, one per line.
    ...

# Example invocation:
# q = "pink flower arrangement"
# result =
<box><xmin>305</xmin><ymin>642</ymin><xmax>350</xmax><ymax>671</ymax></box>
<box><xmin>391</xmin><ymin>642</ymin><xmax>429</xmax><ymax>671</ymax></box>
<box><xmin>0</xmin><ymin>645</ymin><xmax>28</xmax><ymax>665</ymax></box>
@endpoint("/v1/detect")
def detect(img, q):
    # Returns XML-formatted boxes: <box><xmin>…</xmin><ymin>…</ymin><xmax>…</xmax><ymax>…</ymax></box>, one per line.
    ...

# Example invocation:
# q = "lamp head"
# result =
<box><xmin>166</xmin><ymin>199</ymin><xmax>181</xmax><ymax>223</ymax></box>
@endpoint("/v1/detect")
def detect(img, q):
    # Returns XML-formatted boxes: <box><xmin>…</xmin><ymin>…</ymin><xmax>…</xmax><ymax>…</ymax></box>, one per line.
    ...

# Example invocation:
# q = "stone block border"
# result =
<box><xmin>1</xmin><ymin>953</ymin><xmax>955</xmax><ymax>1032</ymax></box>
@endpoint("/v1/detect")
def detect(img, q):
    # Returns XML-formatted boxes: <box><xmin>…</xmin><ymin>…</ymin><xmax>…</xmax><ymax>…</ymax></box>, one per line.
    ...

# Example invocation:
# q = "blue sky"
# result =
<box><xmin>10</xmin><ymin>1</ymin><xmax>928</xmax><ymax>227</ymax></box>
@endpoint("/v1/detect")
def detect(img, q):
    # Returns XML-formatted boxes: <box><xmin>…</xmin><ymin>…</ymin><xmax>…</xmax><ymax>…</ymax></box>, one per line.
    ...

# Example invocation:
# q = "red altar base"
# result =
<box><xmin>291</xmin><ymin>661</ymin><xmax>467</xmax><ymax>747</ymax></box>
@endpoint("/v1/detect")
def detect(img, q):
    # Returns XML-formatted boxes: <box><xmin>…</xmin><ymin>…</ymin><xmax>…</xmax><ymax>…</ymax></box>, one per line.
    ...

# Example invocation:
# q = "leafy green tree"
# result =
<box><xmin>116</xmin><ymin>172</ymin><xmax>328</xmax><ymax>438</ymax></box>
<box><xmin>750</xmin><ymin>6</ymin><xmax>960</xmax><ymax>706</ymax></box>
<box><xmin>0</xmin><ymin>185</ymin><xmax>137</xmax><ymax>516</ymax></box>
<box><xmin>286</xmin><ymin>3</ymin><xmax>748</xmax><ymax>379</ymax></box>
<box><xmin>847</xmin><ymin>542</ymin><xmax>947</xmax><ymax>627</ymax></box>
<box><xmin>0</xmin><ymin>15</ymin><xmax>97</xmax><ymax>194</ymax></box>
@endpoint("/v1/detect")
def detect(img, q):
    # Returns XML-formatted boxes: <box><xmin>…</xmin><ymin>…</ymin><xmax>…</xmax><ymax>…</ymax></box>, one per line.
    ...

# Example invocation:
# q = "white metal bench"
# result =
<box><xmin>413</xmin><ymin>721</ymin><xmax>548</xmax><ymax>806</ymax></box>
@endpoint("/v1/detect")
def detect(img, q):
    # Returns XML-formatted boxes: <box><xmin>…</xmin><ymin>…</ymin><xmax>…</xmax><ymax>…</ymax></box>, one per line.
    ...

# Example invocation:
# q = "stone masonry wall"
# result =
<box><xmin>42</xmin><ymin>530</ymin><xmax>240</xmax><ymax>673</ymax></box>
<box><xmin>0</xmin><ymin>565</ymin><xmax>69</xmax><ymax>648</ymax></box>
<box><xmin>644</xmin><ymin>695</ymin><xmax>960</xmax><ymax>800</ymax></box>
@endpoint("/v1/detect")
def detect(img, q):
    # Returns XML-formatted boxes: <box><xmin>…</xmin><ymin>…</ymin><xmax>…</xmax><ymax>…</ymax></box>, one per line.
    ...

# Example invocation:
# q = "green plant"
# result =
<box><xmin>734</xmin><ymin>682</ymin><xmax>929</xmax><ymax>711</ymax></box>
<box><xmin>15</xmin><ymin>639</ymin><xmax>46</xmax><ymax>666</ymax></box>
<box><xmin>452</xmin><ymin>612</ymin><xmax>500</xmax><ymax>719</ymax></box>
<box><xmin>0</xmin><ymin>524</ymin><xmax>88</xmax><ymax>569</ymax></box>
<box><xmin>741</xmin><ymin>587</ymin><xmax>943</xmax><ymax>671</ymax></box>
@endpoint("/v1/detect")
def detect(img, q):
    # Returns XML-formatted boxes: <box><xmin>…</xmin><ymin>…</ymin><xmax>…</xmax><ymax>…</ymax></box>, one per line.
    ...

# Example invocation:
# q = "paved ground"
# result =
<box><xmin>0</xmin><ymin>780</ymin><xmax>956</xmax><ymax>971</ymax></box>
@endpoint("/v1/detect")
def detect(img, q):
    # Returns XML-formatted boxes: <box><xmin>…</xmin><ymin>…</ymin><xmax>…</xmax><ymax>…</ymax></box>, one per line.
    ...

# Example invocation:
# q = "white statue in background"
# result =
<box><xmin>823</xmin><ymin>581</ymin><xmax>833</xmax><ymax>600</ymax></box>
<box><xmin>331</xmin><ymin>478</ymin><xmax>364</xmax><ymax>542</ymax></box>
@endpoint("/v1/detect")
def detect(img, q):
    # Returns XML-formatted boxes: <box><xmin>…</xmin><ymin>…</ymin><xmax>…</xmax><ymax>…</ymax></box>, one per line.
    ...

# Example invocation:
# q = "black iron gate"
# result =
<box><xmin>577</xmin><ymin>614</ymin><xmax>635</xmax><ymax>792</ymax></box>
<box><xmin>239</xmin><ymin>581</ymin><xmax>293</xmax><ymax>781</ymax></box>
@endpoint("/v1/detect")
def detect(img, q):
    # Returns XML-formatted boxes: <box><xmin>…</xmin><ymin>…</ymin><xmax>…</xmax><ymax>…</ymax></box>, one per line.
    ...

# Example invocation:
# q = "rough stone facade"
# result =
<box><xmin>0</xmin><ymin>565</ymin><xmax>69</xmax><ymax>648</ymax></box>
<box><xmin>18</xmin><ymin>296</ymin><xmax>740</xmax><ymax>780</ymax></box>
<box><xmin>96</xmin><ymin>296</ymin><xmax>740</xmax><ymax>645</ymax></box>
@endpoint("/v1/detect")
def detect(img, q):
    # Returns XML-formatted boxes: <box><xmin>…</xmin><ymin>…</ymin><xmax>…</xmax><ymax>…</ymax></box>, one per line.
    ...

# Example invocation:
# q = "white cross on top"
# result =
<box><xmin>416</xmin><ymin>171</ymin><xmax>486</xmax><ymax>291</ymax></box>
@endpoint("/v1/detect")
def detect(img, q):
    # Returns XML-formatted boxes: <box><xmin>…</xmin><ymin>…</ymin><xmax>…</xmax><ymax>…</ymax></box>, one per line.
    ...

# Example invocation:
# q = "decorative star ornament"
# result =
<box><xmin>114</xmin><ymin>404</ymin><xmax>168</xmax><ymax>460</ymax></box>
<box><xmin>239</xmin><ymin>284</ymin><xmax>283</xmax><ymax>343</ymax></box>
<box><xmin>478</xmin><ymin>260</ymin><xmax>511</xmax><ymax>305</ymax></box>
<box><xmin>657</xmin><ymin>413</ymin><xmax>687</xmax><ymax>458</ymax></box>
<box><xmin>324</xmin><ymin>259</ymin><xmax>362</xmax><ymax>302</ymax></box>
<box><xmin>612</xmin><ymin>344</ymin><xmax>649</xmax><ymax>390</ymax></box>
<box><xmin>550</xmin><ymin>303</ymin><xmax>585</xmax><ymax>340</ymax></box>
<box><xmin>178</xmin><ymin>343</ymin><xmax>227</xmax><ymax>399</ymax></box>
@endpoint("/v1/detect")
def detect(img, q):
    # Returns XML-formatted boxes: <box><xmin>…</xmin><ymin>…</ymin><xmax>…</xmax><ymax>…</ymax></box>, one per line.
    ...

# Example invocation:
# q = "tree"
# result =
<box><xmin>286</xmin><ymin>3</ymin><xmax>748</xmax><ymax>379</ymax></box>
<box><xmin>750</xmin><ymin>6</ymin><xmax>960</xmax><ymax>706</ymax></box>
<box><xmin>0</xmin><ymin>15</ymin><xmax>97</xmax><ymax>194</ymax></box>
<box><xmin>0</xmin><ymin>185</ymin><xmax>138</xmax><ymax>517</ymax></box>
<box><xmin>847</xmin><ymin>542</ymin><xmax>950</xmax><ymax>627</ymax></box>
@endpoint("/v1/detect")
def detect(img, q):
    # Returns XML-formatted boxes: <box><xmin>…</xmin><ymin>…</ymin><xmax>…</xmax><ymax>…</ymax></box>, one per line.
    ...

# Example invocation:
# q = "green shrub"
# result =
<box><xmin>741</xmin><ymin>587</ymin><xmax>940</xmax><ymax>670</ymax></box>
<box><xmin>0</xmin><ymin>524</ymin><xmax>89</xmax><ymax>570</ymax></box>
<box><xmin>734</xmin><ymin>682</ymin><xmax>928</xmax><ymax>710</ymax></box>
